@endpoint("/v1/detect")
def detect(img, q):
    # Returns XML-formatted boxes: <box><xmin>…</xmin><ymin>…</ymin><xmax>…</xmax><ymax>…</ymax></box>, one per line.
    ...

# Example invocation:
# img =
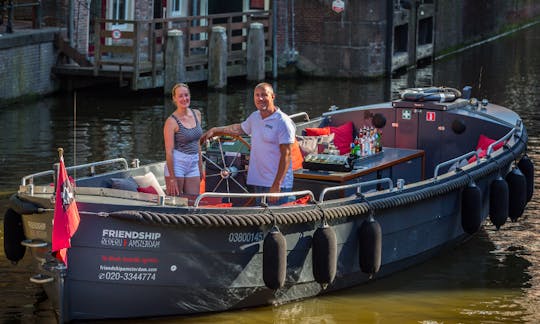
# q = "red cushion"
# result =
<box><xmin>137</xmin><ymin>186</ymin><xmax>158</xmax><ymax>195</ymax></box>
<box><xmin>469</xmin><ymin>135</ymin><xmax>504</xmax><ymax>163</ymax></box>
<box><xmin>330</xmin><ymin>121</ymin><xmax>354</xmax><ymax>155</ymax></box>
<box><xmin>305</xmin><ymin>127</ymin><xmax>331</xmax><ymax>136</ymax></box>
<box><xmin>476</xmin><ymin>134</ymin><xmax>504</xmax><ymax>151</ymax></box>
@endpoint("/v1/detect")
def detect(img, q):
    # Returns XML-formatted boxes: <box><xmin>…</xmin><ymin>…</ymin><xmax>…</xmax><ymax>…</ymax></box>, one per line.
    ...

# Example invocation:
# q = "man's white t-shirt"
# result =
<box><xmin>241</xmin><ymin>108</ymin><xmax>296</xmax><ymax>188</ymax></box>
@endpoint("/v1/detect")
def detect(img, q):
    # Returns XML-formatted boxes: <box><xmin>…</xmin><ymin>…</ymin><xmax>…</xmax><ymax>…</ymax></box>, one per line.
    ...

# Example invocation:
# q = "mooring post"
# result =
<box><xmin>208</xmin><ymin>26</ymin><xmax>228</xmax><ymax>89</ymax></box>
<box><xmin>247</xmin><ymin>22</ymin><xmax>265</xmax><ymax>81</ymax></box>
<box><xmin>164</xmin><ymin>29</ymin><xmax>185</xmax><ymax>94</ymax></box>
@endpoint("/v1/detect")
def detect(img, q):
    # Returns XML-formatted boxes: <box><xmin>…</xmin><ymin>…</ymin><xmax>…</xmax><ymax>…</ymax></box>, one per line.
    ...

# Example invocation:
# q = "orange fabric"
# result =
<box><xmin>291</xmin><ymin>139</ymin><xmax>304</xmax><ymax>170</ymax></box>
<box><xmin>282</xmin><ymin>194</ymin><xmax>312</xmax><ymax>206</ymax></box>
<box><xmin>200</xmin><ymin>173</ymin><xmax>206</xmax><ymax>193</ymax></box>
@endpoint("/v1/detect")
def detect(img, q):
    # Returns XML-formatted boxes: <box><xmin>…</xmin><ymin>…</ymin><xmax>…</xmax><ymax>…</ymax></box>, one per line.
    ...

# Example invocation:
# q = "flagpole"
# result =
<box><xmin>73</xmin><ymin>91</ymin><xmax>77</xmax><ymax>180</ymax></box>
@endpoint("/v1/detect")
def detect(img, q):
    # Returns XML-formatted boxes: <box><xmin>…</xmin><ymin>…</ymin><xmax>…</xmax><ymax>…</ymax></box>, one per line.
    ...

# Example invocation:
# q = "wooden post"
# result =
<box><xmin>247</xmin><ymin>22</ymin><xmax>265</xmax><ymax>81</ymax></box>
<box><xmin>132</xmin><ymin>21</ymin><xmax>141</xmax><ymax>90</ymax></box>
<box><xmin>164</xmin><ymin>29</ymin><xmax>185</xmax><ymax>95</ymax></box>
<box><xmin>208</xmin><ymin>26</ymin><xmax>227</xmax><ymax>89</ymax></box>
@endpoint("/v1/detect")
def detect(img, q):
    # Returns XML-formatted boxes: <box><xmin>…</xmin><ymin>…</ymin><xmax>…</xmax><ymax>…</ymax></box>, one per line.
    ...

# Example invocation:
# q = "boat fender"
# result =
<box><xmin>489</xmin><ymin>176</ymin><xmax>509</xmax><ymax>230</ymax></box>
<box><xmin>358</xmin><ymin>216</ymin><xmax>382</xmax><ymax>275</ymax></box>
<box><xmin>372</xmin><ymin>113</ymin><xmax>387</xmax><ymax>129</ymax></box>
<box><xmin>461</xmin><ymin>182</ymin><xmax>482</xmax><ymax>234</ymax></box>
<box><xmin>312</xmin><ymin>223</ymin><xmax>337</xmax><ymax>285</ymax></box>
<box><xmin>506</xmin><ymin>167</ymin><xmax>527</xmax><ymax>221</ymax></box>
<box><xmin>8</xmin><ymin>194</ymin><xmax>40</xmax><ymax>215</ymax></box>
<box><xmin>3</xmin><ymin>208</ymin><xmax>27</xmax><ymax>264</ymax></box>
<box><xmin>263</xmin><ymin>227</ymin><xmax>287</xmax><ymax>290</ymax></box>
<box><xmin>517</xmin><ymin>155</ymin><xmax>534</xmax><ymax>202</ymax></box>
<box><xmin>451</xmin><ymin>119</ymin><xmax>466</xmax><ymax>134</ymax></box>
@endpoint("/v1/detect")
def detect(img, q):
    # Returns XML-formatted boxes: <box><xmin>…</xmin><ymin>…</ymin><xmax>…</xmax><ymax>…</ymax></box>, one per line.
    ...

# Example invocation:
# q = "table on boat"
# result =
<box><xmin>293</xmin><ymin>147</ymin><xmax>425</xmax><ymax>198</ymax></box>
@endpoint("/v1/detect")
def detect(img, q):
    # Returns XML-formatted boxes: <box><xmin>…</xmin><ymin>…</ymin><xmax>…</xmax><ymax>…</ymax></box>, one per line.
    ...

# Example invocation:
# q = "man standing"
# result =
<box><xmin>201</xmin><ymin>82</ymin><xmax>296</xmax><ymax>203</ymax></box>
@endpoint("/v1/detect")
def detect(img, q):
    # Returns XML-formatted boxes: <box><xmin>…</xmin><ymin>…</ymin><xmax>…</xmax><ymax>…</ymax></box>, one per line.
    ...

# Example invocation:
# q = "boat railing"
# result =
<box><xmin>21</xmin><ymin>158</ymin><xmax>129</xmax><ymax>186</ymax></box>
<box><xmin>288</xmin><ymin>112</ymin><xmax>310</xmax><ymax>122</ymax></box>
<box><xmin>193</xmin><ymin>190</ymin><xmax>316</xmax><ymax>207</ymax></box>
<box><xmin>486</xmin><ymin>128</ymin><xmax>515</xmax><ymax>156</ymax></box>
<box><xmin>433</xmin><ymin>151</ymin><xmax>480</xmax><ymax>180</ymax></box>
<box><xmin>433</xmin><ymin>127</ymin><xmax>517</xmax><ymax>180</ymax></box>
<box><xmin>319</xmin><ymin>178</ymin><xmax>393</xmax><ymax>203</ymax></box>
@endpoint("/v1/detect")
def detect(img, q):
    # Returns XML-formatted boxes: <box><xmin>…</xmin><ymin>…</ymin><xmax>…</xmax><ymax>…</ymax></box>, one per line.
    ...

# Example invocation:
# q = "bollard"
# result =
<box><xmin>164</xmin><ymin>29</ymin><xmax>185</xmax><ymax>94</ymax></box>
<box><xmin>208</xmin><ymin>26</ymin><xmax>228</xmax><ymax>89</ymax></box>
<box><xmin>247</xmin><ymin>22</ymin><xmax>265</xmax><ymax>81</ymax></box>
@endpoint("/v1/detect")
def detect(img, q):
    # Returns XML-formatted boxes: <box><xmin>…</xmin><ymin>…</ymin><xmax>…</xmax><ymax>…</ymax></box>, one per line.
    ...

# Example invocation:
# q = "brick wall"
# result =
<box><xmin>0</xmin><ymin>30</ymin><xmax>58</xmax><ymax>103</ymax></box>
<box><xmin>281</xmin><ymin>0</ymin><xmax>540</xmax><ymax>78</ymax></box>
<box><xmin>290</xmin><ymin>0</ymin><xmax>388</xmax><ymax>77</ymax></box>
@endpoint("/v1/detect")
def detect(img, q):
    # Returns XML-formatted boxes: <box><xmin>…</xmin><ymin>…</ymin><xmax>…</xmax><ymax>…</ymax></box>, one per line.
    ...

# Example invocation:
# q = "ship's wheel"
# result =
<box><xmin>202</xmin><ymin>134</ymin><xmax>251</xmax><ymax>197</ymax></box>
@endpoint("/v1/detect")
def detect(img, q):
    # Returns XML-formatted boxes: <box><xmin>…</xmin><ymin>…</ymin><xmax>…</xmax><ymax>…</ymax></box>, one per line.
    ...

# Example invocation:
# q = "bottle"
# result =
<box><xmin>375</xmin><ymin>129</ymin><xmax>382</xmax><ymax>153</ymax></box>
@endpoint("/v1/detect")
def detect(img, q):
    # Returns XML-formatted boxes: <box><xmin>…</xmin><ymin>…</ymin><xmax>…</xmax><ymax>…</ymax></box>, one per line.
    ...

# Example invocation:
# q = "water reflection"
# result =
<box><xmin>1</xmin><ymin>22</ymin><xmax>540</xmax><ymax>324</ymax></box>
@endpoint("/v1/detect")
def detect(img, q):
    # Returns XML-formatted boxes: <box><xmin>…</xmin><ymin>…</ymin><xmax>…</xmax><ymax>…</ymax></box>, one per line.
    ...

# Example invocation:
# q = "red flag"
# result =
<box><xmin>52</xmin><ymin>155</ymin><xmax>80</xmax><ymax>265</ymax></box>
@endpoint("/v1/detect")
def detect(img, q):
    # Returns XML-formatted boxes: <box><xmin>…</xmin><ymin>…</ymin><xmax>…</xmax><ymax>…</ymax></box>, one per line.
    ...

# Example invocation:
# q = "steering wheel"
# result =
<box><xmin>202</xmin><ymin>134</ymin><xmax>251</xmax><ymax>196</ymax></box>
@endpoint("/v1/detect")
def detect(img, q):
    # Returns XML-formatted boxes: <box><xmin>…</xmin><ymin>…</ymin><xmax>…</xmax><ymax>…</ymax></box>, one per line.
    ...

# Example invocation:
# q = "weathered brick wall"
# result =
<box><xmin>291</xmin><ymin>0</ymin><xmax>388</xmax><ymax>77</ymax></box>
<box><xmin>0</xmin><ymin>30</ymin><xmax>58</xmax><ymax>103</ymax></box>
<box><xmin>282</xmin><ymin>0</ymin><xmax>540</xmax><ymax>78</ymax></box>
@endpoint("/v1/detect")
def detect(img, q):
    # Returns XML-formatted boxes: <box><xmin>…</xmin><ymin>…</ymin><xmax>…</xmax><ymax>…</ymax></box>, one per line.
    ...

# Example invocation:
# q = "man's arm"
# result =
<box><xmin>270</xmin><ymin>143</ymin><xmax>293</xmax><ymax>194</ymax></box>
<box><xmin>201</xmin><ymin>123</ymin><xmax>244</xmax><ymax>142</ymax></box>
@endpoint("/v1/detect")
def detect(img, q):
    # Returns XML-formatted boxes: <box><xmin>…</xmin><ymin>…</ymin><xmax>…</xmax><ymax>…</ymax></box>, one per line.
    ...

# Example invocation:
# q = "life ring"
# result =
<box><xmin>401</xmin><ymin>87</ymin><xmax>462</xmax><ymax>102</ymax></box>
<box><xmin>489</xmin><ymin>176</ymin><xmax>509</xmax><ymax>230</ymax></box>
<box><xmin>461</xmin><ymin>182</ymin><xmax>482</xmax><ymax>234</ymax></box>
<box><xmin>262</xmin><ymin>226</ymin><xmax>287</xmax><ymax>289</ymax></box>
<box><xmin>312</xmin><ymin>223</ymin><xmax>337</xmax><ymax>285</ymax></box>
<box><xmin>3</xmin><ymin>208</ymin><xmax>27</xmax><ymax>264</ymax></box>
<box><xmin>358</xmin><ymin>216</ymin><xmax>382</xmax><ymax>275</ymax></box>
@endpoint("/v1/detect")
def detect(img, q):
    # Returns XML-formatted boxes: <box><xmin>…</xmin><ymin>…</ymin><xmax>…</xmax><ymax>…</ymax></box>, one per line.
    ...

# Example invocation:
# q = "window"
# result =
<box><xmin>170</xmin><ymin>0</ymin><xmax>186</xmax><ymax>17</ymax></box>
<box><xmin>106</xmin><ymin>0</ymin><xmax>134</xmax><ymax>32</ymax></box>
<box><xmin>112</xmin><ymin>0</ymin><xmax>128</xmax><ymax>20</ymax></box>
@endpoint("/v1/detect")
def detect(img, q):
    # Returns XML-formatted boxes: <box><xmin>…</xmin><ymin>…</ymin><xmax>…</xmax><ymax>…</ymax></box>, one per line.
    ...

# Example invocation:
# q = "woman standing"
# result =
<box><xmin>163</xmin><ymin>83</ymin><xmax>203</xmax><ymax>196</ymax></box>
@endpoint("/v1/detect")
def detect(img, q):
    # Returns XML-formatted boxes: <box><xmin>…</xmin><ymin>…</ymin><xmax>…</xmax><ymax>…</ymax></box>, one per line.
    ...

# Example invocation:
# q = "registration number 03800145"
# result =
<box><xmin>228</xmin><ymin>232</ymin><xmax>264</xmax><ymax>243</ymax></box>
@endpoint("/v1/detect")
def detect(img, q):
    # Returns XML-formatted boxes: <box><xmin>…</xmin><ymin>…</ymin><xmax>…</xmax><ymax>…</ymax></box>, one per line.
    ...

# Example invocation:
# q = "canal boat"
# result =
<box><xmin>3</xmin><ymin>86</ymin><xmax>534</xmax><ymax>322</ymax></box>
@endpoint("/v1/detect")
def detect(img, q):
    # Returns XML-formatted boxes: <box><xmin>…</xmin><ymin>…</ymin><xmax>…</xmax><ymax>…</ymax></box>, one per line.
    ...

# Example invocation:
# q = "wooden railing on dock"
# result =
<box><xmin>92</xmin><ymin>11</ymin><xmax>272</xmax><ymax>90</ymax></box>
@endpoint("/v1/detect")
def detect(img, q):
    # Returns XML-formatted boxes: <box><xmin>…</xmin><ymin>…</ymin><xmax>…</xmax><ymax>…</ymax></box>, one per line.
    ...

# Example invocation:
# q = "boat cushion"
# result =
<box><xmin>476</xmin><ymin>134</ymin><xmax>504</xmax><ymax>151</ymax></box>
<box><xmin>468</xmin><ymin>134</ymin><xmax>505</xmax><ymax>163</ymax></box>
<box><xmin>305</xmin><ymin>126</ymin><xmax>331</xmax><ymax>136</ymax></box>
<box><xmin>329</xmin><ymin>122</ymin><xmax>354</xmax><ymax>155</ymax></box>
<box><xmin>109</xmin><ymin>177</ymin><xmax>139</xmax><ymax>192</ymax></box>
<box><xmin>305</xmin><ymin>122</ymin><xmax>353</xmax><ymax>155</ymax></box>
<box><xmin>132</xmin><ymin>172</ymin><xmax>166</xmax><ymax>196</ymax></box>
<box><xmin>296</xmin><ymin>133</ymin><xmax>335</xmax><ymax>157</ymax></box>
<box><xmin>137</xmin><ymin>186</ymin><xmax>159</xmax><ymax>195</ymax></box>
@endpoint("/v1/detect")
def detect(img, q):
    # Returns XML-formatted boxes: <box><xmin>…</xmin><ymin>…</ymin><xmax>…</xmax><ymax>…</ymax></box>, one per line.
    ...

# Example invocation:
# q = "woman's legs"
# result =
<box><xmin>183</xmin><ymin>176</ymin><xmax>200</xmax><ymax>195</ymax></box>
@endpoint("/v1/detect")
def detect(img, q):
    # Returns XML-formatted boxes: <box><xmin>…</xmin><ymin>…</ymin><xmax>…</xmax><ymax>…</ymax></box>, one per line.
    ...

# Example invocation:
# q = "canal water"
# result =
<box><xmin>1</xmin><ymin>23</ymin><xmax>539</xmax><ymax>323</ymax></box>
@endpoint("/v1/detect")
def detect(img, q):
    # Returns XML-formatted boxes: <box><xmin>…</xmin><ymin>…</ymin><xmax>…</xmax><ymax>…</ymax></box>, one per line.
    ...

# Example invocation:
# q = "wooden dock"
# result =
<box><xmin>52</xmin><ymin>11</ymin><xmax>273</xmax><ymax>90</ymax></box>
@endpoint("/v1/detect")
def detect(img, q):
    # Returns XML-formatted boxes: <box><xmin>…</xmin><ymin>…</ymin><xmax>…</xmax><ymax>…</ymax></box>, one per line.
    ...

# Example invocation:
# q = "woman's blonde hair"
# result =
<box><xmin>171</xmin><ymin>83</ymin><xmax>190</xmax><ymax>99</ymax></box>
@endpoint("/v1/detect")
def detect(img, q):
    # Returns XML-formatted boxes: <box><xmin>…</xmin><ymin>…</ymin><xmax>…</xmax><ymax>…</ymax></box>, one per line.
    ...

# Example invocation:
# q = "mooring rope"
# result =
<box><xmin>9</xmin><ymin>131</ymin><xmax>527</xmax><ymax>229</ymax></box>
